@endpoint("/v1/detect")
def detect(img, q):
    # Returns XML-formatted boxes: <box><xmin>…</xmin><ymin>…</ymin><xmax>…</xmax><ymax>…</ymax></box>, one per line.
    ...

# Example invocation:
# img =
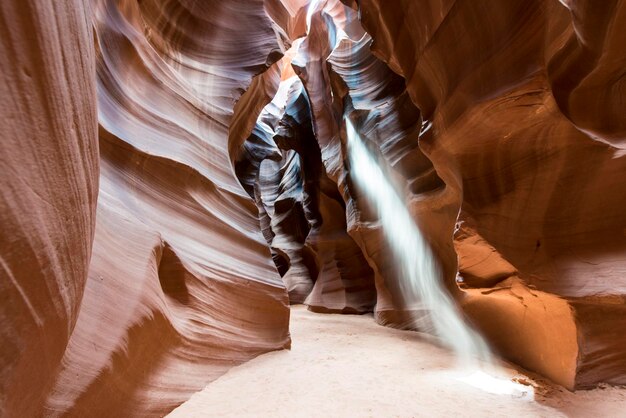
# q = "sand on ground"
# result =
<box><xmin>168</xmin><ymin>306</ymin><xmax>626</xmax><ymax>418</ymax></box>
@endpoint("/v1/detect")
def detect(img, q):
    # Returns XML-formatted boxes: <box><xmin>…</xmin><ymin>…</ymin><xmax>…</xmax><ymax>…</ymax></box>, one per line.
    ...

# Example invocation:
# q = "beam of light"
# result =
<box><xmin>458</xmin><ymin>371</ymin><xmax>535</xmax><ymax>399</ymax></box>
<box><xmin>346</xmin><ymin>117</ymin><xmax>537</xmax><ymax>397</ymax></box>
<box><xmin>306</xmin><ymin>0</ymin><xmax>323</xmax><ymax>34</ymax></box>
<box><xmin>345</xmin><ymin>117</ymin><xmax>490</xmax><ymax>365</ymax></box>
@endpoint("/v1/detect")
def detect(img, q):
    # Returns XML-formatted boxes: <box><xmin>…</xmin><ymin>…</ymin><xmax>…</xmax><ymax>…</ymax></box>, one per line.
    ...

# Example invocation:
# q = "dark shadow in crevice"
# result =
<box><xmin>158</xmin><ymin>243</ymin><xmax>190</xmax><ymax>305</ymax></box>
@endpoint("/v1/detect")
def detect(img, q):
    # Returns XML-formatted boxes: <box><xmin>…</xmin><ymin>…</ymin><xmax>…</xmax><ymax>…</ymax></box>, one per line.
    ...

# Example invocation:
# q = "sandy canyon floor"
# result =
<box><xmin>169</xmin><ymin>306</ymin><xmax>626</xmax><ymax>418</ymax></box>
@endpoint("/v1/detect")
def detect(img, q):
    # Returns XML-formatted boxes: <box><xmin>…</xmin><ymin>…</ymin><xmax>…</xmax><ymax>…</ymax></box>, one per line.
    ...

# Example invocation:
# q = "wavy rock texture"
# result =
<box><xmin>252</xmin><ymin>0</ymin><xmax>626</xmax><ymax>391</ymax></box>
<box><xmin>356</xmin><ymin>0</ymin><xmax>626</xmax><ymax>388</ymax></box>
<box><xmin>3</xmin><ymin>0</ymin><xmax>626</xmax><ymax>415</ymax></box>
<box><xmin>0</xmin><ymin>1</ymin><xmax>98</xmax><ymax>417</ymax></box>
<box><xmin>269</xmin><ymin>0</ymin><xmax>457</xmax><ymax>330</ymax></box>
<box><xmin>43</xmin><ymin>0</ymin><xmax>292</xmax><ymax>416</ymax></box>
<box><xmin>235</xmin><ymin>45</ymin><xmax>377</xmax><ymax>312</ymax></box>
<box><xmin>326</xmin><ymin>28</ymin><xmax>452</xmax><ymax>327</ymax></box>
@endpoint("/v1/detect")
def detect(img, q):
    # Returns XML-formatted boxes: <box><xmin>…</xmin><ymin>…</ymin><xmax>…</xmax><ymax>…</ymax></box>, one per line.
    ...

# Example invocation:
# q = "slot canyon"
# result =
<box><xmin>2</xmin><ymin>0</ymin><xmax>626</xmax><ymax>416</ymax></box>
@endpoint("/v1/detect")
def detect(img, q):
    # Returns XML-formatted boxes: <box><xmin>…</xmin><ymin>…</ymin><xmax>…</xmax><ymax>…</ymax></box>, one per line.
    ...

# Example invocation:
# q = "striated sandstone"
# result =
<box><xmin>357</xmin><ymin>0</ymin><xmax>626</xmax><ymax>388</ymax></box>
<box><xmin>0</xmin><ymin>2</ymin><xmax>98</xmax><ymax>416</ymax></box>
<box><xmin>2</xmin><ymin>1</ymin><xmax>626</xmax><ymax>415</ymax></box>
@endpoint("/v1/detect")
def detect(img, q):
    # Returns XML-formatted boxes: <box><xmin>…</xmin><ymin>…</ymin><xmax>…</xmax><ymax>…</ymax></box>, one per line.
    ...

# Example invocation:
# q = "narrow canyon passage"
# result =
<box><xmin>3</xmin><ymin>0</ymin><xmax>626</xmax><ymax>417</ymax></box>
<box><xmin>169</xmin><ymin>307</ymin><xmax>626</xmax><ymax>418</ymax></box>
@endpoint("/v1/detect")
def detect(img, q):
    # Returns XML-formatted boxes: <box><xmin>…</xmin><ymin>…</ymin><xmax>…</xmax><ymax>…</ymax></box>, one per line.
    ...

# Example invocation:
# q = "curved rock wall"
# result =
<box><xmin>237</xmin><ymin>73</ymin><xmax>378</xmax><ymax>312</ymax></box>
<box><xmin>2</xmin><ymin>0</ymin><xmax>626</xmax><ymax>415</ymax></box>
<box><xmin>0</xmin><ymin>2</ymin><xmax>98</xmax><ymax>416</ymax></box>
<box><xmin>246</xmin><ymin>0</ymin><xmax>626</xmax><ymax>390</ymax></box>
<box><xmin>43</xmin><ymin>0</ymin><xmax>294</xmax><ymax>416</ymax></box>
<box><xmin>3</xmin><ymin>0</ymin><xmax>295</xmax><ymax>416</ymax></box>
<box><xmin>357</xmin><ymin>0</ymin><xmax>626</xmax><ymax>388</ymax></box>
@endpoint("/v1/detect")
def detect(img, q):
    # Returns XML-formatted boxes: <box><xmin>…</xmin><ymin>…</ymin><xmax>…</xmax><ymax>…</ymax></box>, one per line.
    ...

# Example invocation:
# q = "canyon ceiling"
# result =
<box><xmin>1</xmin><ymin>0</ymin><xmax>625</xmax><ymax>416</ymax></box>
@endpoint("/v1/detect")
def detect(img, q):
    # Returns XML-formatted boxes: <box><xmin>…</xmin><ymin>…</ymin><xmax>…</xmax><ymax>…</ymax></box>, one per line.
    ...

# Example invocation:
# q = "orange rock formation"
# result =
<box><xmin>1</xmin><ymin>0</ymin><xmax>625</xmax><ymax>416</ymax></box>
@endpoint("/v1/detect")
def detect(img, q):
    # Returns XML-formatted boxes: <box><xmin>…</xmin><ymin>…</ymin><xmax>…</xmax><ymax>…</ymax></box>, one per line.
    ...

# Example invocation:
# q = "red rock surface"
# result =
<box><xmin>1</xmin><ymin>0</ymin><xmax>626</xmax><ymax>416</ymax></box>
<box><xmin>357</xmin><ymin>0</ymin><xmax>626</xmax><ymax>388</ymax></box>
<box><xmin>0</xmin><ymin>2</ymin><xmax>98</xmax><ymax>416</ymax></box>
<box><xmin>254</xmin><ymin>0</ymin><xmax>626</xmax><ymax>390</ymax></box>
<box><xmin>3</xmin><ymin>0</ymin><xmax>293</xmax><ymax>416</ymax></box>
<box><xmin>43</xmin><ymin>0</ymin><xmax>292</xmax><ymax>416</ymax></box>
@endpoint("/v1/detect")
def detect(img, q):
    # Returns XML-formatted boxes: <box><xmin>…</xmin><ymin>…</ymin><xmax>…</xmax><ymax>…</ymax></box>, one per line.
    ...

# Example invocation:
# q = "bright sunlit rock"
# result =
<box><xmin>306</xmin><ymin>0</ymin><xmax>323</xmax><ymax>33</ymax></box>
